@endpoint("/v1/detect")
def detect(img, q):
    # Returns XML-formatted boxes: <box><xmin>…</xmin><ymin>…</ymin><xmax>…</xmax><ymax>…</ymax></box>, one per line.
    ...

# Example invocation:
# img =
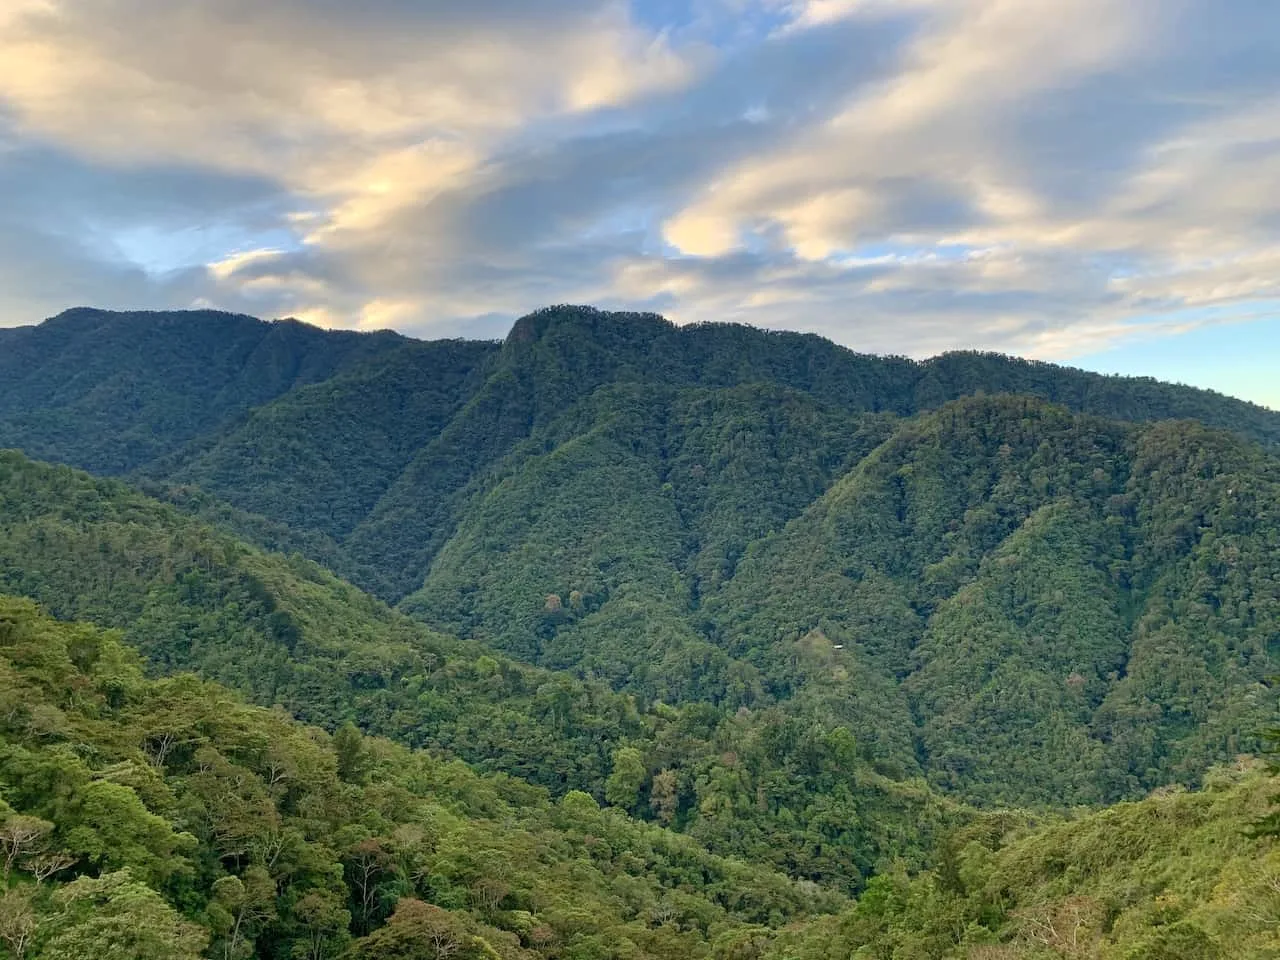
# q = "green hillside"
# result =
<box><xmin>0</xmin><ymin>450</ymin><xmax>960</xmax><ymax>893</ymax></box>
<box><xmin>0</xmin><ymin>304</ymin><xmax>1278</xmax><ymax>956</ymax></box>
<box><xmin>398</xmin><ymin>390</ymin><xmax>1277</xmax><ymax>807</ymax></box>
<box><xmin>0</xmin><ymin>597</ymin><xmax>831</xmax><ymax>960</ymax></box>
<box><xmin>706</xmin><ymin>398</ymin><xmax>1279</xmax><ymax>805</ymax></box>
<box><xmin>1</xmin><ymin>599</ymin><xmax>1275</xmax><ymax>958</ymax></box>
<box><xmin>6</xmin><ymin>306</ymin><xmax>1278</xmax><ymax>604</ymax></box>
<box><xmin>758</xmin><ymin>760</ymin><xmax>1278</xmax><ymax>959</ymax></box>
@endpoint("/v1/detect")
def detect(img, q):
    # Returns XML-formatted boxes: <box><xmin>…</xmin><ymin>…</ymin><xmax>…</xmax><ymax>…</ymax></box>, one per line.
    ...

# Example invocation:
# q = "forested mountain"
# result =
<box><xmin>5</xmin><ymin>306</ymin><xmax>1279</xmax><ymax>601</ymax></box>
<box><xmin>0</xmin><ymin>451</ymin><xmax>961</xmax><ymax>893</ymax></box>
<box><xmin>1</xmin><ymin>303</ymin><xmax>1279</xmax><ymax>956</ymax></box>
<box><xmin>0</xmin><ymin>308</ymin><xmax>413</xmax><ymax>475</ymax></box>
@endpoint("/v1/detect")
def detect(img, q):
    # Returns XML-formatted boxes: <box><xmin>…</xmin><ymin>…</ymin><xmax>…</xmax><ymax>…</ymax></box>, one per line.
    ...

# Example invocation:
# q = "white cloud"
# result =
<box><xmin>0</xmin><ymin>0</ymin><xmax>1278</xmax><ymax>383</ymax></box>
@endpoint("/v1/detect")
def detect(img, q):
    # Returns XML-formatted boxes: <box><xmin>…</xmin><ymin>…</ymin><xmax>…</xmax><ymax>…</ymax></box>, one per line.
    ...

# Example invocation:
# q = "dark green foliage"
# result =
<box><xmin>710</xmin><ymin>397</ymin><xmax>1279</xmax><ymax>805</ymax></box>
<box><xmin>0</xmin><ymin>308</ymin><xmax>407</xmax><ymax>474</ymax></box>
<box><xmin>6</xmin><ymin>305</ymin><xmax>1278</xmax><ymax>603</ymax></box>
<box><xmin>399</xmin><ymin>381</ymin><xmax>891</xmax><ymax>701</ymax></box>
<box><xmin>149</xmin><ymin>338</ymin><xmax>498</xmax><ymax>543</ymax></box>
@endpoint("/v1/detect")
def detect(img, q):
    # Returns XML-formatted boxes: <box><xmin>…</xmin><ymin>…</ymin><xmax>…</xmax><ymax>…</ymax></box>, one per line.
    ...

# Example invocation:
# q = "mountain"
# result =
<box><xmin>0</xmin><ymin>308</ymin><xmax>412</xmax><ymax>474</ymax></box>
<box><xmin>5</xmin><ymin>305</ymin><xmax>1279</xmax><ymax>603</ymax></box>
<box><xmin>704</xmin><ymin>397</ymin><xmax>1279</xmax><ymax>805</ymax></box>
<box><xmin>0</xmin><ymin>304</ymin><xmax>1278</xmax><ymax>955</ymax></box>
<box><xmin>0</xmin><ymin>450</ymin><xmax>960</xmax><ymax>892</ymax></box>
<box><xmin>1</xmin><ymin>305</ymin><xmax>1277</xmax><ymax>814</ymax></box>
<box><xmin>402</xmin><ymin>389</ymin><xmax>1278</xmax><ymax>807</ymax></box>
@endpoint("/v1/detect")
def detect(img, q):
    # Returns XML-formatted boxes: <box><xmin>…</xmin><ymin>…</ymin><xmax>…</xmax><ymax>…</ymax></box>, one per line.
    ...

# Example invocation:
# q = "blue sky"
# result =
<box><xmin>0</xmin><ymin>0</ymin><xmax>1277</xmax><ymax>409</ymax></box>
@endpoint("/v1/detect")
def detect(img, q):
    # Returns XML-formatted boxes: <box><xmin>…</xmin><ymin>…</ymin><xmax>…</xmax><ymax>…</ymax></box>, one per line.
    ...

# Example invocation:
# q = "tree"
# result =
<box><xmin>353</xmin><ymin>898</ymin><xmax>471</xmax><ymax>959</ymax></box>
<box><xmin>292</xmin><ymin>889</ymin><xmax>351</xmax><ymax>960</ymax></box>
<box><xmin>333</xmin><ymin>723</ymin><xmax>371</xmax><ymax>784</ymax></box>
<box><xmin>605</xmin><ymin>747</ymin><xmax>646</xmax><ymax>811</ymax></box>
<box><xmin>40</xmin><ymin>869</ymin><xmax>208</xmax><ymax>959</ymax></box>
<box><xmin>650</xmin><ymin>769</ymin><xmax>680</xmax><ymax>825</ymax></box>
<box><xmin>0</xmin><ymin>814</ymin><xmax>51</xmax><ymax>881</ymax></box>
<box><xmin>0</xmin><ymin>888</ymin><xmax>36</xmax><ymax>960</ymax></box>
<box><xmin>209</xmin><ymin>867</ymin><xmax>277</xmax><ymax>960</ymax></box>
<box><xmin>345</xmin><ymin>837</ymin><xmax>401</xmax><ymax>933</ymax></box>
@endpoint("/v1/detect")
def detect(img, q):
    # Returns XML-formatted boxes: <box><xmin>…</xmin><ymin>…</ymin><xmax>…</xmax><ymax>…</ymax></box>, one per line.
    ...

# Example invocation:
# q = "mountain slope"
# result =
<box><xmin>346</xmin><ymin>308</ymin><xmax>1280</xmax><ymax>600</ymax></box>
<box><xmin>0</xmin><ymin>449</ymin><xmax>961</xmax><ymax>892</ymax></box>
<box><xmin>708</xmin><ymin>396</ymin><xmax>1279</xmax><ymax>805</ymax></box>
<box><xmin>0</xmin><ymin>449</ymin><xmax>645</xmax><ymax>794</ymax></box>
<box><xmin>152</xmin><ymin>337</ymin><xmax>498</xmax><ymax>544</ymax></box>
<box><xmin>0</xmin><ymin>597</ymin><xmax>833</xmax><ymax>960</ymax></box>
<box><xmin>759</xmin><ymin>759</ymin><xmax>1279</xmax><ymax>959</ymax></box>
<box><xmin>6</xmin><ymin>305</ymin><xmax>1278</xmax><ymax>605</ymax></box>
<box><xmin>399</xmin><ymin>382</ymin><xmax>894</xmax><ymax>700</ymax></box>
<box><xmin>0</xmin><ymin>307</ymin><xmax>409</xmax><ymax>474</ymax></box>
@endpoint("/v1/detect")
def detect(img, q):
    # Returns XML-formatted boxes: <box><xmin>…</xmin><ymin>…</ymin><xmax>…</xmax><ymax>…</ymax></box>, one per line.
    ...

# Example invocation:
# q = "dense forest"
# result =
<box><xmin>0</xmin><ymin>598</ymin><xmax>829</xmax><ymax>959</ymax></box>
<box><xmin>0</xmin><ymin>304</ymin><xmax>1278</xmax><ymax>957</ymax></box>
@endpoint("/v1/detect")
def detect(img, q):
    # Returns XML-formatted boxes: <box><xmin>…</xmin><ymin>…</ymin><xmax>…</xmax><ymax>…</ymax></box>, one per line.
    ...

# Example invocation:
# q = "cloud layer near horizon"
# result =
<box><xmin>2</xmin><ymin>0</ymin><xmax>1279</xmax><ymax>363</ymax></box>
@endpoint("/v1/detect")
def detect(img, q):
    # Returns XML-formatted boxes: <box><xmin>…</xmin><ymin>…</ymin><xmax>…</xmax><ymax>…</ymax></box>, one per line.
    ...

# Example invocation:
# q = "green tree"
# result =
<box><xmin>604</xmin><ymin>748</ymin><xmax>647</xmax><ymax>811</ymax></box>
<box><xmin>39</xmin><ymin>869</ymin><xmax>208</xmax><ymax>959</ymax></box>
<box><xmin>0</xmin><ymin>814</ymin><xmax>51</xmax><ymax>882</ymax></box>
<box><xmin>291</xmin><ymin>889</ymin><xmax>352</xmax><ymax>960</ymax></box>
<box><xmin>208</xmin><ymin>867</ymin><xmax>277</xmax><ymax>960</ymax></box>
<box><xmin>353</xmin><ymin>898</ymin><xmax>471</xmax><ymax>959</ymax></box>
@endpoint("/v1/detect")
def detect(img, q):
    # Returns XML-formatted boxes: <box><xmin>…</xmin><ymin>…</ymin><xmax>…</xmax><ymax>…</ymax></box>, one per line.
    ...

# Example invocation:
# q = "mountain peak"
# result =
<box><xmin>505</xmin><ymin>304</ymin><xmax>674</xmax><ymax>346</ymax></box>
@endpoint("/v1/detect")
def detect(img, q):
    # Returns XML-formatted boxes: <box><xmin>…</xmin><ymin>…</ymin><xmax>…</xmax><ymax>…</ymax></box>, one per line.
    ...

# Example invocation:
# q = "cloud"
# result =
<box><xmin>0</xmin><ymin>0</ymin><xmax>1277</xmax><ymax>380</ymax></box>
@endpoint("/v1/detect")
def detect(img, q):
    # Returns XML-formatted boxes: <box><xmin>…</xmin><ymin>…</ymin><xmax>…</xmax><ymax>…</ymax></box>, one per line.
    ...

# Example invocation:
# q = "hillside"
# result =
<box><xmin>0</xmin><ymin>450</ymin><xmax>961</xmax><ymax>892</ymax></box>
<box><xmin>0</xmin><ymin>597</ymin><xmax>833</xmax><ymax>960</ymax></box>
<box><xmin>759</xmin><ymin>759</ymin><xmax>1279</xmax><ymax>958</ymax></box>
<box><xmin>405</xmin><ymin>391</ymin><xmax>1279</xmax><ymax>807</ymax></box>
<box><xmin>1</xmin><ymin>600</ymin><xmax>1275</xmax><ymax>958</ymax></box>
<box><xmin>0</xmin><ymin>304</ymin><xmax>1278</xmax><ymax>953</ymax></box>
<box><xmin>0</xmin><ymin>308</ymin><xmax>413</xmax><ymax>474</ymax></box>
<box><xmin>5</xmin><ymin>306</ymin><xmax>1279</xmax><ymax>604</ymax></box>
<box><xmin>1</xmin><ymin>306</ymin><xmax>1278</xmax><ymax>814</ymax></box>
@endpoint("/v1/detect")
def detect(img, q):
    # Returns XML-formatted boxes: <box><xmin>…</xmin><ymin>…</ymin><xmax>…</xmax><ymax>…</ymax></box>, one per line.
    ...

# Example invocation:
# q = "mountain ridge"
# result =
<box><xmin>0</xmin><ymin>303</ymin><xmax>1278</xmax><ymax>956</ymax></box>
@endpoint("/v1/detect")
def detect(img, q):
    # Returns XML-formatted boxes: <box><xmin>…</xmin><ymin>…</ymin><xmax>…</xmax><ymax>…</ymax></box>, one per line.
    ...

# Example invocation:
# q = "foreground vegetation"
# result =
<box><xmin>2</xmin><ymin>598</ymin><xmax>1276</xmax><ymax>959</ymax></box>
<box><xmin>0</xmin><ymin>598</ymin><xmax>830</xmax><ymax>959</ymax></box>
<box><xmin>761</xmin><ymin>762</ymin><xmax>1279</xmax><ymax>958</ymax></box>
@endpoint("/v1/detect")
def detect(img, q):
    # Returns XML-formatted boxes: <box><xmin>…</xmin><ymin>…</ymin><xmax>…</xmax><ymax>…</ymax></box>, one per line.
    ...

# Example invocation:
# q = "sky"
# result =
<box><xmin>0</xmin><ymin>1</ymin><xmax>1278</xmax><ymax>409</ymax></box>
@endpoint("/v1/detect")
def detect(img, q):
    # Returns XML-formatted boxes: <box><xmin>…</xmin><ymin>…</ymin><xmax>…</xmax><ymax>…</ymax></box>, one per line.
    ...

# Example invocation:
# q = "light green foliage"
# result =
<box><xmin>758</xmin><ymin>763</ymin><xmax>1280</xmax><ymax>959</ymax></box>
<box><xmin>40</xmin><ymin>869</ymin><xmax>208</xmax><ymax>959</ymax></box>
<box><xmin>0</xmin><ymin>598</ymin><xmax>831</xmax><ymax>960</ymax></box>
<box><xmin>605</xmin><ymin>747</ymin><xmax>648</xmax><ymax>810</ymax></box>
